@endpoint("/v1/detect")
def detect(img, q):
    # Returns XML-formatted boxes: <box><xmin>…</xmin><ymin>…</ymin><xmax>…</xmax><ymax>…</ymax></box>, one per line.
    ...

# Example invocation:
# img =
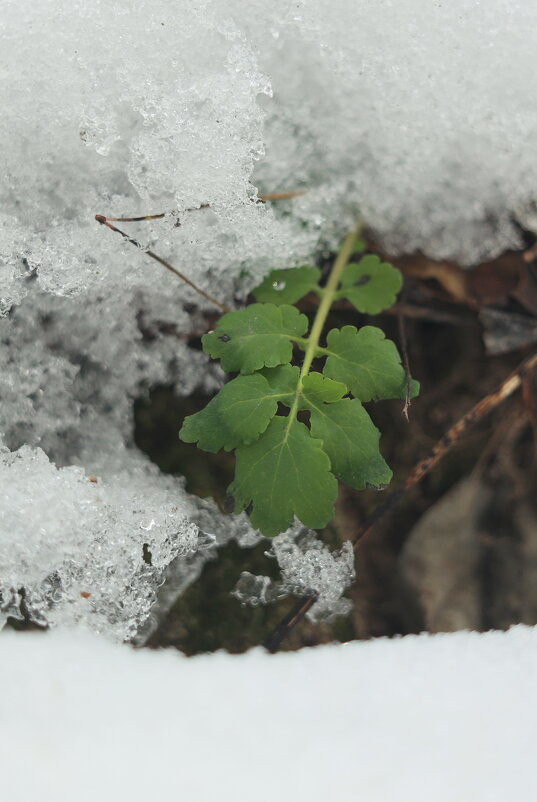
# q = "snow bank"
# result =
<box><xmin>3</xmin><ymin>0</ymin><xmax>537</xmax><ymax>307</ymax></box>
<box><xmin>2</xmin><ymin>626</ymin><xmax>537</xmax><ymax>801</ymax></box>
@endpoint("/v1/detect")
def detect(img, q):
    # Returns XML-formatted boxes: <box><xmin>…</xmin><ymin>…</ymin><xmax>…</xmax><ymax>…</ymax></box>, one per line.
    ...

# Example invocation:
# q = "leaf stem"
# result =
<box><xmin>287</xmin><ymin>223</ymin><xmax>362</xmax><ymax>422</ymax></box>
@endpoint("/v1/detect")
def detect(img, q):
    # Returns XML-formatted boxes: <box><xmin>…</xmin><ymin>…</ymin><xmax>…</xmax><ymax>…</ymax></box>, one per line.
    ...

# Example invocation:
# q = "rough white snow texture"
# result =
<box><xmin>2</xmin><ymin>625</ymin><xmax>537</xmax><ymax>802</ymax></box>
<box><xmin>0</xmin><ymin>445</ymin><xmax>206</xmax><ymax>638</ymax></box>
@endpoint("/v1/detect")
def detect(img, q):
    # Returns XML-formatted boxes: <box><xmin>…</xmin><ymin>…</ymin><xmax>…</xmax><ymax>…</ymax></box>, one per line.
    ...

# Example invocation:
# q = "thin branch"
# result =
<box><xmin>263</xmin><ymin>350</ymin><xmax>537</xmax><ymax>653</ymax></box>
<box><xmin>396</xmin><ymin>291</ymin><xmax>412</xmax><ymax>421</ymax></box>
<box><xmin>99</xmin><ymin>213</ymin><xmax>167</xmax><ymax>222</ymax></box>
<box><xmin>94</xmin><ymin>192</ymin><xmax>303</xmax><ymax>311</ymax></box>
<box><xmin>258</xmin><ymin>191</ymin><xmax>305</xmax><ymax>201</ymax></box>
<box><xmin>97</xmin><ymin>192</ymin><xmax>302</xmax><ymax>224</ymax></box>
<box><xmin>95</xmin><ymin>215</ymin><xmax>229</xmax><ymax>313</ymax></box>
<box><xmin>95</xmin><ymin>204</ymin><xmax>209</xmax><ymax>224</ymax></box>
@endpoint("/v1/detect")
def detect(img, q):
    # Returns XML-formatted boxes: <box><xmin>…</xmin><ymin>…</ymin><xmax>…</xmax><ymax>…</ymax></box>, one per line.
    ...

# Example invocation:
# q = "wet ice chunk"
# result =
<box><xmin>0</xmin><ymin>445</ymin><xmax>205</xmax><ymax>640</ymax></box>
<box><xmin>233</xmin><ymin>525</ymin><xmax>355</xmax><ymax>622</ymax></box>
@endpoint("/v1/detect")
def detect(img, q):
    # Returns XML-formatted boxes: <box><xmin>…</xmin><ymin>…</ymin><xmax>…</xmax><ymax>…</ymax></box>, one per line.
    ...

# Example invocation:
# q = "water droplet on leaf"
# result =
<box><xmin>218</xmin><ymin>334</ymin><xmax>231</xmax><ymax>342</ymax></box>
<box><xmin>272</xmin><ymin>280</ymin><xmax>286</xmax><ymax>291</ymax></box>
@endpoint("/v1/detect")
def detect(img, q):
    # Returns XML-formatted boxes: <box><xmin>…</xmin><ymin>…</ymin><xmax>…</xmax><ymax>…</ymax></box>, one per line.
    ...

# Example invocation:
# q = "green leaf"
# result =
<box><xmin>253</xmin><ymin>266</ymin><xmax>321</xmax><ymax>305</ymax></box>
<box><xmin>299</xmin><ymin>373</ymin><xmax>347</xmax><ymax>404</ymax></box>
<box><xmin>179</xmin><ymin>374</ymin><xmax>281</xmax><ymax>452</ymax></box>
<box><xmin>323</xmin><ymin>325</ymin><xmax>419</xmax><ymax>402</ymax></box>
<box><xmin>259</xmin><ymin>364</ymin><xmax>300</xmax><ymax>402</ymax></box>
<box><xmin>309</xmin><ymin>399</ymin><xmax>392</xmax><ymax>489</ymax></box>
<box><xmin>202</xmin><ymin>303</ymin><xmax>308</xmax><ymax>374</ymax></box>
<box><xmin>337</xmin><ymin>255</ymin><xmax>402</xmax><ymax>314</ymax></box>
<box><xmin>301</xmin><ymin>386</ymin><xmax>392</xmax><ymax>489</ymax></box>
<box><xmin>230</xmin><ymin>416</ymin><xmax>338</xmax><ymax>537</ymax></box>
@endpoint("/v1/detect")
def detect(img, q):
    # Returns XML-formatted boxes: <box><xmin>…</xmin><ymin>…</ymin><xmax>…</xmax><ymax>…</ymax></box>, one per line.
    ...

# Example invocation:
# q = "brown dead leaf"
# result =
<box><xmin>467</xmin><ymin>253</ymin><xmax>520</xmax><ymax>307</ymax></box>
<box><xmin>396</xmin><ymin>254</ymin><xmax>472</xmax><ymax>305</ymax></box>
<box><xmin>398</xmin><ymin>478</ymin><xmax>489</xmax><ymax>633</ymax></box>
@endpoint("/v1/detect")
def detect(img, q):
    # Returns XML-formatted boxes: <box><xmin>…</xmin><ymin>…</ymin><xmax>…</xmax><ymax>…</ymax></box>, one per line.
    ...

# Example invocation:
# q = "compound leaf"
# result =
<box><xmin>180</xmin><ymin>374</ymin><xmax>281</xmax><ymax>452</ymax></box>
<box><xmin>301</xmin><ymin>389</ymin><xmax>392</xmax><ymax>489</ymax></box>
<box><xmin>323</xmin><ymin>325</ymin><xmax>419</xmax><ymax>402</ymax></box>
<box><xmin>230</xmin><ymin>416</ymin><xmax>338</xmax><ymax>537</ymax></box>
<box><xmin>337</xmin><ymin>255</ymin><xmax>402</xmax><ymax>314</ymax></box>
<box><xmin>253</xmin><ymin>266</ymin><xmax>321</xmax><ymax>305</ymax></box>
<box><xmin>202</xmin><ymin>303</ymin><xmax>308</xmax><ymax>374</ymax></box>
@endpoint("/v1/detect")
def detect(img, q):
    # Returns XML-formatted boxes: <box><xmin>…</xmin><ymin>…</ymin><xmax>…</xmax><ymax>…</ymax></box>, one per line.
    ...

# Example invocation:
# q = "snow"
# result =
<box><xmin>4</xmin><ymin>0</ymin><xmax>537</xmax><ymax>309</ymax></box>
<box><xmin>0</xmin><ymin>445</ymin><xmax>208</xmax><ymax>637</ymax></box>
<box><xmin>2</xmin><ymin>625</ymin><xmax>537</xmax><ymax>801</ymax></box>
<box><xmin>0</xmin><ymin>439</ymin><xmax>354</xmax><ymax>636</ymax></box>
<box><xmin>3</xmin><ymin>0</ymin><xmax>537</xmax><ymax>636</ymax></box>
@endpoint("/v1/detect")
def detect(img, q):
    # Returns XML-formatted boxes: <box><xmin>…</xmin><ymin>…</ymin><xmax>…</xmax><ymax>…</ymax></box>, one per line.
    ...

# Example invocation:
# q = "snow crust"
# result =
<box><xmin>2</xmin><ymin>625</ymin><xmax>537</xmax><ymax>802</ymax></box>
<box><xmin>3</xmin><ymin>0</ymin><xmax>537</xmax><ymax>636</ymax></box>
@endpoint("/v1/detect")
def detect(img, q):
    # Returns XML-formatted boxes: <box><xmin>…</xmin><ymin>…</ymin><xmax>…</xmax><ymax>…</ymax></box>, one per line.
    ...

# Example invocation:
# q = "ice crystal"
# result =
<box><xmin>234</xmin><ymin>526</ymin><xmax>355</xmax><ymax>622</ymax></box>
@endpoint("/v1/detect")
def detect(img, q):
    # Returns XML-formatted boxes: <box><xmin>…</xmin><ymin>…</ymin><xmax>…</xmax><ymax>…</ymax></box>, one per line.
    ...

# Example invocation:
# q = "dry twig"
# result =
<box><xmin>95</xmin><ymin>214</ymin><xmax>229</xmax><ymax>312</ymax></box>
<box><xmin>95</xmin><ymin>192</ymin><xmax>303</xmax><ymax>311</ymax></box>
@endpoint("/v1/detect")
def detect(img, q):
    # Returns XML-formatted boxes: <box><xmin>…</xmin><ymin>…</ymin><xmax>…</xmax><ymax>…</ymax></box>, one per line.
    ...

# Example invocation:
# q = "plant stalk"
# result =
<box><xmin>286</xmin><ymin>223</ymin><xmax>362</xmax><ymax>423</ymax></box>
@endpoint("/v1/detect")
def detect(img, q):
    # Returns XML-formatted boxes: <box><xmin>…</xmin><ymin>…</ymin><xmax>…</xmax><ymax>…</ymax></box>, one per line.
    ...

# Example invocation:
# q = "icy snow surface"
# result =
<box><xmin>2</xmin><ymin>625</ymin><xmax>537</xmax><ymax>802</ymax></box>
<box><xmin>2</xmin><ymin>0</ymin><xmax>537</xmax><ymax>635</ymax></box>
<box><xmin>0</xmin><ymin>445</ymin><xmax>207</xmax><ymax>638</ymax></box>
